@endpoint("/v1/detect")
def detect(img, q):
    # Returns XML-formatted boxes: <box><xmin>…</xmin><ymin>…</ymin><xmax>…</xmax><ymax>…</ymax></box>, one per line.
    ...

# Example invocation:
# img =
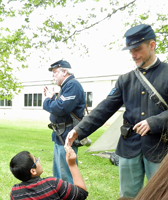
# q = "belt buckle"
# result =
<box><xmin>161</xmin><ymin>133</ymin><xmax>168</xmax><ymax>143</ymax></box>
<box><xmin>150</xmin><ymin>93</ymin><xmax>161</xmax><ymax>105</ymax></box>
<box><xmin>149</xmin><ymin>93</ymin><xmax>155</xmax><ymax>99</ymax></box>
<box><xmin>57</xmin><ymin>122</ymin><xmax>65</xmax><ymax>129</ymax></box>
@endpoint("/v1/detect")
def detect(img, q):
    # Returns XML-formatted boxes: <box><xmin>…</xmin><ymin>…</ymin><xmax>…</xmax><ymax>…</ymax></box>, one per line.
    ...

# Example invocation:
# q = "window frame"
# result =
<box><xmin>24</xmin><ymin>93</ymin><xmax>42</xmax><ymax>108</ymax></box>
<box><xmin>0</xmin><ymin>97</ymin><xmax>12</xmax><ymax>107</ymax></box>
<box><xmin>85</xmin><ymin>91</ymin><xmax>93</xmax><ymax>108</ymax></box>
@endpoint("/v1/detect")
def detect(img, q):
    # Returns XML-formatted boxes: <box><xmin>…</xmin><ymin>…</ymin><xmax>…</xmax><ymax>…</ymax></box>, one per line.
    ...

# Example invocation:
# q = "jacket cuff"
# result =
<box><xmin>74</xmin><ymin>126</ymin><xmax>85</xmax><ymax>140</ymax></box>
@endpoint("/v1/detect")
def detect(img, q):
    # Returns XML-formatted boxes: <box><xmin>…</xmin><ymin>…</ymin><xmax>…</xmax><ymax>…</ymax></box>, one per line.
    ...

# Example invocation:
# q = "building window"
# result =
<box><xmin>85</xmin><ymin>92</ymin><xmax>93</xmax><ymax>107</ymax></box>
<box><xmin>0</xmin><ymin>98</ymin><xmax>12</xmax><ymax>107</ymax></box>
<box><xmin>24</xmin><ymin>93</ymin><xmax>42</xmax><ymax>107</ymax></box>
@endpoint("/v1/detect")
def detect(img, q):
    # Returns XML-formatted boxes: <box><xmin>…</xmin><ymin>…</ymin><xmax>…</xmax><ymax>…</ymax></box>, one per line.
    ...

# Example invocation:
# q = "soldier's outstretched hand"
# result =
<box><xmin>65</xmin><ymin>129</ymin><xmax>78</xmax><ymax>147</ymax></box>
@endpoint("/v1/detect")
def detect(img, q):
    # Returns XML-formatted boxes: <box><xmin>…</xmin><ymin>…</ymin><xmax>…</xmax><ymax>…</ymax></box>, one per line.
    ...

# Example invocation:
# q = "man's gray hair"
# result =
<box><xmin>60</xmin><ymin>67</ymin><xmax>74</xmax><ymax>75</ymax></box>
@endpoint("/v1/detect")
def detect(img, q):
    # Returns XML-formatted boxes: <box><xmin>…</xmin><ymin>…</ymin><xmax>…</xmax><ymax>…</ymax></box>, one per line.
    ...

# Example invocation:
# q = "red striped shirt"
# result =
<box><xmin>10</xmin><ymin>176</ymin><xmax>88</xmax><ymax>200</ymax></box>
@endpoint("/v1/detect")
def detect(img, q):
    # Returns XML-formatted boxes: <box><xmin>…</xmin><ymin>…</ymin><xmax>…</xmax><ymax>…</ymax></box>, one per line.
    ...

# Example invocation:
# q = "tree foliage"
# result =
<box><xmin>0</xmin><ymin>0</ymin><xmax>168</xmax><ymax>100</ymax></box>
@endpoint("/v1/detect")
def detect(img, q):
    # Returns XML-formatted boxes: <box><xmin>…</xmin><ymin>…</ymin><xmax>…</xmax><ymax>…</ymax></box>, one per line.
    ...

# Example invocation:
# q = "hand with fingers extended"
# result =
<box><xmin>133</xmin><ymin>120</ymin><xmax>150</xmax><ymax>136</ymax></box>
<box><xmin>65</xmin><ymin>129</ymin><xmax>79</xmax><ymax>147</ymax></box>
<box><xmin>44</xmin><ymin>86</ymin><xmax>55</xmax><ymax>99</ymax></box>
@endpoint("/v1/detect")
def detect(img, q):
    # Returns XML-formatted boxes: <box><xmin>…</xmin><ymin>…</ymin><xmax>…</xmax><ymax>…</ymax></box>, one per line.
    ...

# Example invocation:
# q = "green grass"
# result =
<box><xmin>0</xmin><ymin>120</ymin><xmax>119</xmax><ymax>200</ymax></box>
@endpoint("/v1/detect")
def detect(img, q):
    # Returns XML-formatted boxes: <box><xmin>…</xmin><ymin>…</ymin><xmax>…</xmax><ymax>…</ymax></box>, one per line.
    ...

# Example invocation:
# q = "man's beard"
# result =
<box><xmin>53</xmin><ymin>78</ymin><xmax>57</xmax><ymax>83</ymax></box>
<box><xmin>137</xmin><ymin>53</ymin><xmax>152</xmax><ymax>68</ymax></box>
<box><xmin>137</xmin><ymin>61</ymin><xmax>145</xmax><ymax>68</ymax></box>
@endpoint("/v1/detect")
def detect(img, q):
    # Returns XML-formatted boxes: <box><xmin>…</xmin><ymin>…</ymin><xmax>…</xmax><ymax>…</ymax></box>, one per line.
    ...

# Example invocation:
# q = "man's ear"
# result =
<box><xmin>63</xmin><ymin>69</ymin><xmax>68</xmax><ymax>76</ymax></box>
<box><xmin>150</xmin><ymin>40</ymin><xmax>156</xmax><ymax>50</ymax></box>
<box><xmin>30</xmin><ymin>168</ymin><xmax>37</xmax><ymax>176</ymax></box>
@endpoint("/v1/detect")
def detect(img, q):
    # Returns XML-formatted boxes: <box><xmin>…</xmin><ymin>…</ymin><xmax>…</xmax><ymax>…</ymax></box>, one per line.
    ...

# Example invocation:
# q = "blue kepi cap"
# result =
<box><xmin>122</xmin><ymin>24</ymin><xmax>156</xmax><ymax>50</ymax></box>
<box><xmin>48</xmin><ymin>60</ymin><xmax>71</xmax><ymax>71</ymax></box>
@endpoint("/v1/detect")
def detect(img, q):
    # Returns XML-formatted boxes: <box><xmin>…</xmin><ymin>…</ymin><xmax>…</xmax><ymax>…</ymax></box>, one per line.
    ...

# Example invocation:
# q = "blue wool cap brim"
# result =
<box><xmin>122</xmin><ymin>41</ymin><xmax>144</xmax><ymax>50</ymax></box>
<box><xmin>48</xmin><ymin>60</ymin><xmax>71</xmax><ymax>71</ymax></box>
<box><xmin>122</xmin><ymin>24</ymin><xmax>156</xmax><ymax>51</ymax></box>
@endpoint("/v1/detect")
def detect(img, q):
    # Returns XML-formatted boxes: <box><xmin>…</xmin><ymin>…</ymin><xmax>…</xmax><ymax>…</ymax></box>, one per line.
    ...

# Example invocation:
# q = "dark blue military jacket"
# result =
<box><xmin>43</xmin><ymin>75</ymin><xmax>86</xmax><ymax>145</ymax></box>
<box><xmin>74</xmin><ymin>59</ymin><xmax>168</xmax><ymax>162</ymax></box>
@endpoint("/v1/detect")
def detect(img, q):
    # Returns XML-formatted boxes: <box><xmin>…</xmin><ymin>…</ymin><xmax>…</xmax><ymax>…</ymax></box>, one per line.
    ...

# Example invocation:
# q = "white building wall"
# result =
<box><xmin>0</xmin><ymin>75</ymin><xmax>120</xmax><ymax>123</ymax></box>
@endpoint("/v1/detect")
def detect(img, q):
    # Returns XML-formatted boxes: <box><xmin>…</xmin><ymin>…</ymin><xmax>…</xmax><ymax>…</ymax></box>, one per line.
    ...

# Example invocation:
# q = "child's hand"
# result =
<box><xmin>65</xmin><ymin>146</ymin><xmax>77</xmax><ymax>166</ymax></box>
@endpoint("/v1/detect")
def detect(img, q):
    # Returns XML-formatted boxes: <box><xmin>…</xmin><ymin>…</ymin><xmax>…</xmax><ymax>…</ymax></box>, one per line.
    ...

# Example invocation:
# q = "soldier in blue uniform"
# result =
<box><xmin>43</xmin><ymin>60</ymin><xmax>86</xmax><ymax>184</ymax></box>
<box><xmin>65</xmin><ymin>24</ymin><xmax>168</xmax><ymax>197</ymax></box>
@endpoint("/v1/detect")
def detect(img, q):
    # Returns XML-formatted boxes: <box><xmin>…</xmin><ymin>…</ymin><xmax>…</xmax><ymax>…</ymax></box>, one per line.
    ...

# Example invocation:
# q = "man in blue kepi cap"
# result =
<box><xmin>48</xmin><ymin>60</ymin><xmax>71</xmax><ymax>71</ymax></box>
<box><xmin>65</xmin><ymin>24</ymin><xmax>168</xmax><ymax>198</ymax></box>
<box><xmin>122</xmin><ymin>24</ymin><xmax>156</xmax><ymax>50</ymax></box>
<box><xmin>43</xmin><ymin>59</ymin><xmax>86</xmax><ymax>184</ymax></box>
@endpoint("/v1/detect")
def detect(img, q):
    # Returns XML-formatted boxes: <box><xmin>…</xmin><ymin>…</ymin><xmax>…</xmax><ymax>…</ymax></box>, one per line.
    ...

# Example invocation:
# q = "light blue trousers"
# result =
<box><xmin>119</xmin><ymin>153</ymin><xmax>160</xmax><ymax>198</ymax></box>
<box><xmin>53</xmin><ymin>143</ymin><xmax>78</xmax><ymax>184</ymax></box>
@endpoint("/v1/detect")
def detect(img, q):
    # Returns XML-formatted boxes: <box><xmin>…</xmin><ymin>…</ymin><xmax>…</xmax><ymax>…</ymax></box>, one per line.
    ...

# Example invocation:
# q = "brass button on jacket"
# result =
<box><xmin>141</xmin><ymin>112</ymin><xmax>145</xmax><ymax>116</ymax></box>
<box><xmin>142</xmin><ymin>91</ymin><xmax>145</xmax><ymax>95</ymax></box>
<box><xmin>143</xmin><ymin>71</ymin><xmax>146</xmax><ymax>75</ymax></box>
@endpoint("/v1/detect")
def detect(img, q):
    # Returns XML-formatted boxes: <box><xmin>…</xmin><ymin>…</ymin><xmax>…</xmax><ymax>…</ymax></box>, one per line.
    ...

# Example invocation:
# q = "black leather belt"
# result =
<box><xmin>48</xmin><ymin>121</ymin><xmax>73</xmax><ymax>145</ymax></box>
<box><xmin>123</xmin><ymin>120</ymin><xmax>133</xmax><ymax>127</ymax></box>
<box><xmin>54</xmin><ymin>122</ymin><xmax>73</xmax><ymax>129</ymax></box>
<box><xmin>124</xmin><ymin>120</ymin><xmax>151</xmax><ymax>135</ymax></box>
<box><xmin>48</xmin><ymin>122</ymin><xmax>73</xmax><ymax>130</ymax></box>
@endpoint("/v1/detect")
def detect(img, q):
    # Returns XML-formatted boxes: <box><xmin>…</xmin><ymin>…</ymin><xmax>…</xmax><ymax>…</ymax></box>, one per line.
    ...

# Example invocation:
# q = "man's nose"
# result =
<box><xmin>131</xmin><ymin>52</ymin><xmax>137</xmax><ymax>60</ymax></box>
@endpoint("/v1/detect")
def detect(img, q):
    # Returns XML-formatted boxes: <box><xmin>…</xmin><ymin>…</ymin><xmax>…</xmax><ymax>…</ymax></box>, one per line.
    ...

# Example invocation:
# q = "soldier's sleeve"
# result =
<box><xmin>74</xmin><ymin>83</ymin><xmax>123</xmax><ymax>139</ymax></box>
<box><xmin>43</xmin><ymin>82</ymin><xmax>81</xmax><ymax>116</ymax></box>
<box><xmin>147</xmin><ymin>110</ymin><xmax>168</xmax><ymax>134</ymax></box>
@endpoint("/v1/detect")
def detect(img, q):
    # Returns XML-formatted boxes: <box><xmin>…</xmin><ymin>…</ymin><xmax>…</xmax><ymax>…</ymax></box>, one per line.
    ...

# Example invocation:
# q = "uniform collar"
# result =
<box><xmin>139</xmin><ymin>58</ymin><xmax>161</xmax><ymax>71</ymax></box>
<box><xmin>143</xmin><ymin>57</ymin><xmax>157</xmax><ymax>70</ymax></box>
